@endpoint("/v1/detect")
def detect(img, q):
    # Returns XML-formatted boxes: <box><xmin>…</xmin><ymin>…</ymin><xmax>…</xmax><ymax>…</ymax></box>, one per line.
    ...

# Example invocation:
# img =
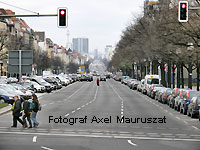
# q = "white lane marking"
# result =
<box><xmin>49</xmin><ymin>102</ymin><xmax>54</xmax><ymax>105</ymax></box>
<box><xmin>41</xmin><ymin>146</ymin><xmax>54</xmax><ymax>150</ymax></box>
<box><xmin>192</xmin><ymin>126</ymin><xmax>199</xmax><ymax>130</ymax></box>
<box><xmin>33</xmin><ymin>136</ymin><xmax>37</xmax><ymax>143</ymax></box>
<box><xmin>64</xmin><ymin>83</ymin><xmax>88</xmax><ymax>101</ymax></box>
<box><xmin>2</xmin><ymin>131</ymin><xmax>200</xmax><ymax>142</ymax></box>
<box><xmin>128</xmin><ymin>140</ymin><xmax>137</xmax><ymax>146</ymax></box>
<box><xmin>77</xmin><ymin>107</ymin><xmax>81</xmax><ymax>110</ymax></box>
<box><xmin>169</xmin><ymin>113</ymin><xmax>173</xmax><ymax>116</ymax></box>
<box><xmin>176</xmin><ymin>134</ymin><xmax>187</xmax><ymax>136</ymax></box>
<box><xmin>184</xmin><ymin>121</ymin><xmax>189</xmax><ymax>125</ymax></box>
<box><xmin>57</xmin><ymin>101</ymin><xmax>61</xmax><ymax>103</ymax></box>
<box><xmin>81</xmin><ymin>105</ymin><xmax>85</xmax><ymax>107</ymax></box>
<box><xmin>176</xmin><ymin>116</ymin><xmax>181</xmax><ymax>120</ymax></box>
<box><xmin>41</xmin><ymin>104</ymin><xmax>47</xmax><ymax>107</ymax></box>
<box><xmin>161</xmin><ymin>133</ymin><xmax>173</xmax><ymax>136</ymax></box>
<box><xmin>71</xmin><ymin>110</ymin><xmax>76</xmax><ymax>114</ymax></box>
<box><xmin>65</xmin><ymin>114</ymin><xmax>70</xmax><ymax>117</ymax></box>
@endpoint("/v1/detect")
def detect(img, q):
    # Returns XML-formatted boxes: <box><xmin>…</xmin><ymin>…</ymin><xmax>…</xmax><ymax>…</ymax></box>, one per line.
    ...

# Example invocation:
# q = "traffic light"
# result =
<box><xmin>58</xmin><ymin>8</ymin><xmax>68</xmax><ymax>28</ymax></box>
<box><xmin>178</xmin><ymin>1</ymin><xmax>188</xmax><ymax>22</ymax></box>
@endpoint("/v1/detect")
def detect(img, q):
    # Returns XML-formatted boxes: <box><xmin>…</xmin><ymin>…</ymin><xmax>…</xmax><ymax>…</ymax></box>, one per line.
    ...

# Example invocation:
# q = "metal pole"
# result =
<box><xmin>0</xmin><ymin>14</ymin><xmax>57</xmax><ymax>17</ymax></box>
<box><xmin>19</xmin><ymin>50</ymin><xmax>22</xmax><ymax>82</ymax></box>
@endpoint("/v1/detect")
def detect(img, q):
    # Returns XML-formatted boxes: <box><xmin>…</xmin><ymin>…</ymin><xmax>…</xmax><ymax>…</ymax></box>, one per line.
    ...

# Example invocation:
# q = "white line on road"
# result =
<box><xmin>192</xmin><ymin>126</ymin><xmax>199</xmax><ymax>130</ymax></box>
<box><xmin>33</xmin><ymin>136</ymin><xmax>37</xmax><ymax>143</ymax></box>
<box><xmin>2</xmin><ymin>131</ymin><xmax>200</xmax><ymax>142</ymax></box>
<box><xmin>128</xmin><ymin>140</ymin><xmax>137</xmax><ymax>146</ymax></box>
<box><xmin>41</xmin><ymin>146</ymin><xmax>54</xmax><ymax>150</ymax></box>
<box><xmin>77</xmin><ymin>107</ymin><xmax>81</xmax><ymax>110</ymax></box>
<box><xmin>184</xmin><ymin>121</ymin><xmax>189</xmax><ymax>125</ymax></box>
<box><xmin>176</xmin><ymin>116</ymin><xmax>181</xmax><ymax>120</ymax></box>
<box><xmin>71</xmin><ymin>110</ymin><xmax>76</xmax><ymax>114</ymax></box>
<box><xmin>41</xmin><ymin>104</ymin><xmax>47</xmax><ymax>107</ymax></box>
<box><xmin>49</xmin><ymin>102</ymin><xmax>54</xmax><ymax>105</ymax></box>
<box><xmin>64</xmin><ymin>83</ymin><xmax>88</xmax><ymax>101</ymax></box>
<box><xmin>65</xmin><ymin>114</ymin><xmax>70</xmax><ymax>117</ymax></box>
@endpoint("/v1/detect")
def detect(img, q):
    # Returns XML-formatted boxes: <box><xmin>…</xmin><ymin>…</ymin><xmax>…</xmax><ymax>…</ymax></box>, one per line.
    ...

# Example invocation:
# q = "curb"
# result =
<box><xmin>0</xmin><ymin>105</ymin><xmax>11</xmax><ymax>116</ymax></box>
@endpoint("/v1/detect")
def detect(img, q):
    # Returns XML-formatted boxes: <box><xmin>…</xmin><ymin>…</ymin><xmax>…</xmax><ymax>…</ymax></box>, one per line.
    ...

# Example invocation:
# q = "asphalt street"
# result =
<box><xmin>0</xmin><ymin>79</ymin><xmax>200</xmax><ymax>150</ymax></box>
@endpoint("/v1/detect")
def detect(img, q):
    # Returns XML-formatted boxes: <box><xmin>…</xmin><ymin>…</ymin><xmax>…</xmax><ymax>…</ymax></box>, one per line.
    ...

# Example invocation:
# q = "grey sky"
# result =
<box><xmin>1</xmin><ymin>0</ymin><xmax>144</xmax><ymax>54</ymax></box>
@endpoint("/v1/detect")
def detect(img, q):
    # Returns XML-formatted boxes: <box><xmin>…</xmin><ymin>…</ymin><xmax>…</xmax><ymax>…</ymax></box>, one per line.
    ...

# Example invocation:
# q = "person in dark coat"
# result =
<box><xmin>22</xmin><ymin>99</ymin><xmax>32</xmax><ymax>128</ymax></box>
<box><xmin>31</xmin><ymin>94</ymin><xmax>39</xmax><ymax>127</ymax></box>
<box><xmin>97</xmin><ymin>77</ymin><xmax>100</xmax><ymax>86</ymax></box>
<box><xmin>11</xmin><ymin>96</ymin><xmax>24</xmax><ymax>128</ymax></box>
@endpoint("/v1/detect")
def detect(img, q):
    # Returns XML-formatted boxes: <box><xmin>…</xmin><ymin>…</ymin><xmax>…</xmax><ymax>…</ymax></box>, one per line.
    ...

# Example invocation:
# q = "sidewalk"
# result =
<box><xmin>0</xmin><ymin>93</ymin><xmax>46</xmax><ymax>115</ymax></box>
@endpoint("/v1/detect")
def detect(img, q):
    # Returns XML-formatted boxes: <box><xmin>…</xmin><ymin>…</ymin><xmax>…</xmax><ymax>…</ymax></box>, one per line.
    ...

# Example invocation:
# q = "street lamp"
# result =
<box><xmin>187</xmin><ymin>43</ymin><xmax>194</xmax><ymax>89</ymax></box>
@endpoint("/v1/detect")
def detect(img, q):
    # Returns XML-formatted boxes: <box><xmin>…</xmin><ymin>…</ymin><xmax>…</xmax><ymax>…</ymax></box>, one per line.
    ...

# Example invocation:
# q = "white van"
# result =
<box><xmin>143</xmin><ymin>75</ymin><xmax>160</xmax><ymax>94</ymax></box>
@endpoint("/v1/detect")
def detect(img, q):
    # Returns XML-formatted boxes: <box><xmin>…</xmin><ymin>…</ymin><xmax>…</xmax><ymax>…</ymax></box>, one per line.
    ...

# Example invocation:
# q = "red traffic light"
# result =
<box><xmin>60</xmin><ymin>10</ymin><xmax>65</xmax><ymax>15</ymax></box>
<box><xmin>182</xmin><ymin>4</ymin><xmax>186</xmax><ymax>9</ymax></box>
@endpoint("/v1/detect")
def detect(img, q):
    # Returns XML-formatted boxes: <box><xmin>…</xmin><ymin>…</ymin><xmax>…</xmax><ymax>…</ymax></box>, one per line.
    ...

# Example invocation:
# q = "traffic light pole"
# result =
<box><xmin>0</xmin><ymin>14</ymin><xmax>57</xmax><ymax>17</ymax></box>
<box><xmin>189</xmin><ymin>7</ymin><xmax>200</xmax><ymax>10</ymax></box>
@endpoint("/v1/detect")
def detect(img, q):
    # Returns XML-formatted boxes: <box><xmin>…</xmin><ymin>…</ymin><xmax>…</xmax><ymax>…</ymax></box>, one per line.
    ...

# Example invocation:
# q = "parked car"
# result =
<box><xmin>127</xmin><ymin>79</ymin><xmax>137</xmax><ymax>88</ymax></box>
<box><xmin>147</xmin><ymin>84</ymin><xmax>163</xmax><ymax>97</ymax></box>
<box><xmin>180</xmin><ymin>91</ymin><xmax>200</xmax><ymax>115</ymax></box>
<box><xmin>0</xmin><ymin>84</ymin><xmax>26</xmax><ymax>101</ymax></box>
<box><xmin>151</xmin><ymin>87</ymin><xmax>164</xmax><ymax>99</ymax></box>
<box><xmin>130</xmin><ymin>80</ymin><xmax>139</xmax><ymax>90</ymax></box>
<box><xmin>161</xmin><ymin>88</ymin><xmax>173</xmax><ymax>104</ymax></box>
<box><xmin>137</xmin><ymin>81</ymin><xmax>142</xmax><ymax>92</ymax></box>
<box><xmin>29</xmin><ymin>77</ymin><xmax>52</xmax><ymax>93</ymax></box>
<box><xmin>187</xmin><ymin>96</ymin><xmax>200</xmax><ymax>118</ymax></box>
<box><xmin>100</xmin><ymin>75</ymin><xmax>106</xmax><ymax>81</ymax></box>
<box><xmin>43</xmin><ymin>78</ymin><xmax>57</xmax><ymax>90</ymax></box>
<box><xmin>11</xmin><ymin>84</ymin><xmax>34</xmax><ymax>100</ymax></box>
<box><xmin>168</xmin><ymin>88</ymin><xmax>184</xmax><ymax>108</ymax></box>
<box><xmin>155</xmin><ymin>87</ymin><xmax>166</xmax><ymax>102</ymax></box>
<box><xmin>174</xmin><ymin>89</ymin><xmax>186</xmax><ymax>111</ymax></box>
<box><xmin>30</xmin><ymin>81</ymin><xmax>45</xmax><ymax>93</ymax></box>
<box><xmin>0</xmin><ymin>88</ymin><xmax>15</xmax><ymax>104</ymax></box>
<box><xmin>143</xmin><ymin>75</ymin><xmax>160</xmax><ymax>95</ymax></box>
<box><xmin>121</xmin><ymin>76</ymin><xmax>129</xmax><ymax>84</ymax></box>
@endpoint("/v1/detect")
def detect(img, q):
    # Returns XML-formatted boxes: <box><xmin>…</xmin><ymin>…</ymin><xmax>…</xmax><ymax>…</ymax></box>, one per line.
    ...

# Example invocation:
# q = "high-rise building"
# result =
<box><xmin>72</xmin><ymin>38</ymin><xmax>89</xmax><ymax>55</ymax></box>
<box><xmin>94</xmin><ymin>49</ymin><xmax>98</xmax><ymax>60</ymax></box>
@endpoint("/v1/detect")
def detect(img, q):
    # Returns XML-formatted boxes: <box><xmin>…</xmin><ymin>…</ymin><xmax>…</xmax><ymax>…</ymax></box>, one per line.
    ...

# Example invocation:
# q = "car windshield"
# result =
<box><xmin>147</xmin><ymin>78</ymin><xmax>159</xmax><ymax>84</ymax></box>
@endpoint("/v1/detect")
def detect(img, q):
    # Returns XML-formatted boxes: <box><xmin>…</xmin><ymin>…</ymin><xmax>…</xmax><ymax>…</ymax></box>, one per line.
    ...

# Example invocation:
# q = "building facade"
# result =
<box><xmin>72</xmin><ymin>38</ymin><xmax>89</xmax><ymax>55</ymax></box>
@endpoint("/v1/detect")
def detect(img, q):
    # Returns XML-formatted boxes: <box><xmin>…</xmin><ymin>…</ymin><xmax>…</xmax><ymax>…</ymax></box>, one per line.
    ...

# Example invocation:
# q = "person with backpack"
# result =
<box><xmin>11</xmin><ymin>96</ymin><xmax>24</xmax><ymax>128</ymax></box>
<box><xmin>31</xmin><ymin>94</ymin><xmax>40</xmax><ymax>127</ymax></box>
<box><xmin>22</xmin><ymin>99</ymin><xmax>33</xmax><ymax>128</ymax></box>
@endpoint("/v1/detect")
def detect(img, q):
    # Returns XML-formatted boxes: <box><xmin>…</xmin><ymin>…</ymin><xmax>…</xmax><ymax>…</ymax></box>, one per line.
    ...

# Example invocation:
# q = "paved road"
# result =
<box><xmin>0</xmin><ymin>79</ymin><xmax>200</xmax><ymax>150</ymax></box>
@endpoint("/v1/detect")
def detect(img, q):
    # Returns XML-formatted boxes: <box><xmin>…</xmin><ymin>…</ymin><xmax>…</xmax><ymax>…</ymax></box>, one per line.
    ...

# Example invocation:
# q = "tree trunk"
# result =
<box><xmin>172</xmin><ymin>63</ymin><xmax>176</xmax><ymax>89</ymax></box>
<box><xmin>160</xmin><ymin>62</ymin><xmax>166</xmax><ymax>87</ymax></box>
<box><xmin>197</xmin><ymin>62</ymin><xmax>199</xmax><ymax>91</ymax></box>
<box><xmin>177</xmin><ymin>63</ymin><xmax>180</xmax><ymax>88</ymax></box>
<box><xmin>181</xmin><ymin>63</ymin><xmax>184</xmax><ymax>88</ymax></box>
<box><xmin>168</xmin><ymin>61</ymin><xmax>171</xmax><ymax>88</ymax></box>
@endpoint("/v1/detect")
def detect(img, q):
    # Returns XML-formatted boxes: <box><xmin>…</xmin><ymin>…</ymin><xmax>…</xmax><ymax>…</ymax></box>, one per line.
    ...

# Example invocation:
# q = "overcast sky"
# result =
<box><xmin>0</xmin><ymin>0</ymin><xmax>144</xmax><ymax>54</ymax></box>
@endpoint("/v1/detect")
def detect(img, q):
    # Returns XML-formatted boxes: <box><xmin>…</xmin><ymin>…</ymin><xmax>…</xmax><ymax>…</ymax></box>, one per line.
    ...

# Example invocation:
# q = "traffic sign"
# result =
<box><xmin>8</xmin><ymin>50</ymin><xmax>33</xmax><ymax>74</ymax></box>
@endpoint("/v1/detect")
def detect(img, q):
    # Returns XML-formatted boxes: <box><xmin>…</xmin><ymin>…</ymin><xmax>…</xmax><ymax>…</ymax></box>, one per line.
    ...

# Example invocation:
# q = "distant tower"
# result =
<box><xmin>66</xmin><ymin>30</ymin><xmax>70</xmax><ymax>43</ymax></box>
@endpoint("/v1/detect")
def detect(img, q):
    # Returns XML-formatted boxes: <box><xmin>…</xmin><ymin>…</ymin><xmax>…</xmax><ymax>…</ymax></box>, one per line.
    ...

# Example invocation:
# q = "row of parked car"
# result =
<box><xmin>0</xmin><ymin>74</ymin><xmax>78</xmax><ymax>105</ymax></box>
<box><xmin>118</xmin><ymin>75</ymin><xmax>200</xmax><ymax>121</ymax></box>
